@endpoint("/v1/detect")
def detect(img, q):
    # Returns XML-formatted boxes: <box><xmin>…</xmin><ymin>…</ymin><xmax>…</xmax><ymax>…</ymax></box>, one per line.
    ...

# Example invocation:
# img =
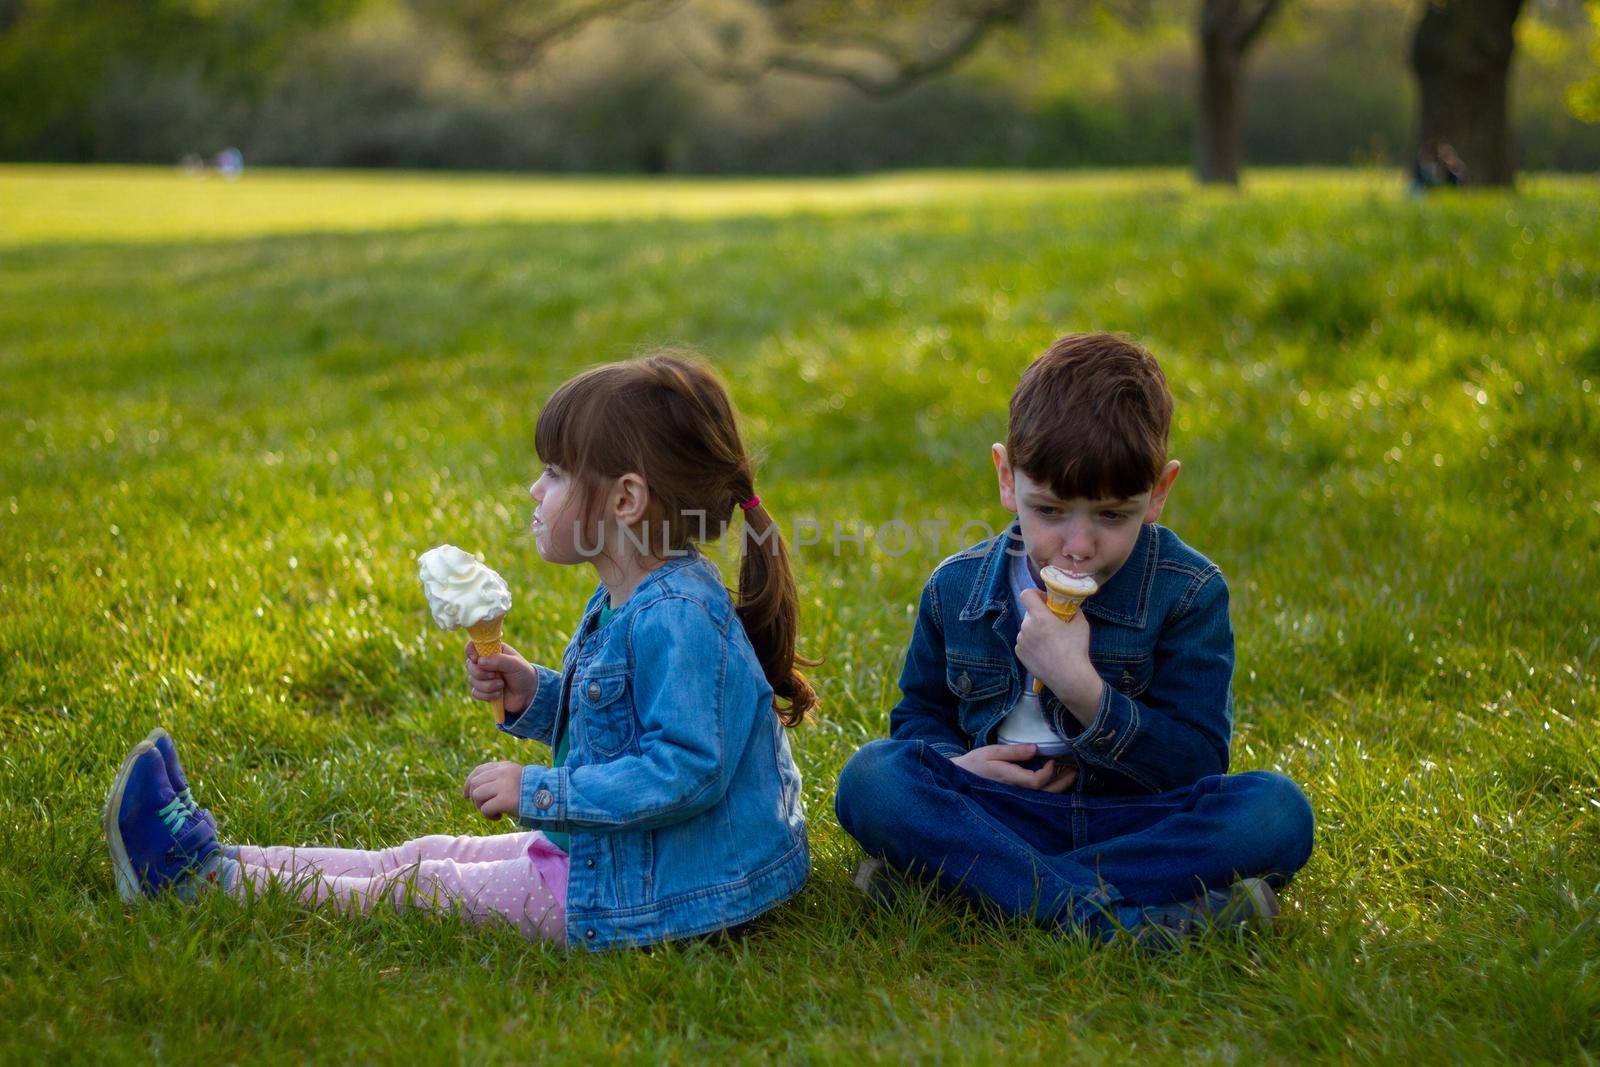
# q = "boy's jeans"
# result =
<box><xmin>834</xmin><ymin>739</ymin><xmax>1314</xmax><ymax>933</ymax></box>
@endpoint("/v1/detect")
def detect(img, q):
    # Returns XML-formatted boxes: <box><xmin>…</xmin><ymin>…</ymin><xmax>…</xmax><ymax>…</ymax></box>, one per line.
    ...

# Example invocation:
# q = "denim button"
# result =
<box><xmin>585</xmin><ymin>929</ymin><xmax>597</xmax><ymax>940</ymax></box>
<box><xmin>957</xmin><ymin>672</ymin><xmax>972</xmax><ymax>694</ymax></box>
<box><xmin>533</xmin><ymin>788</ymin><xmax>554</xmax><ymax>810</ymax></box>
<box><xmin>586</xmin><ymin>681</ymin><xmax>601</xmax><ymax>701</ymax></box>
<box><xmin>585</xmin><ymin>858</ymin><xmax>596</xmax><ymax>869</ymax></box>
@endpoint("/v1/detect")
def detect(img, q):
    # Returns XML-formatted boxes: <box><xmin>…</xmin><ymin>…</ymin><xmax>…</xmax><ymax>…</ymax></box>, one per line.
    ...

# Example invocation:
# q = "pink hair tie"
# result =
<box><xmin>738</xmin><ymin>495</ymin><xmax>761</xmax><ymax>512</ymax></box>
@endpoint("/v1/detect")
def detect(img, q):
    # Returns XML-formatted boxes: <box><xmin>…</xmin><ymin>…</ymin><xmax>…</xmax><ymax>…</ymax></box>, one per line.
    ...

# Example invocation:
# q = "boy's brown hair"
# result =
<box><xmin>1007</xmin><ymin>332</ymin><xmax>1173</xmax><ymax>501</ymax></box>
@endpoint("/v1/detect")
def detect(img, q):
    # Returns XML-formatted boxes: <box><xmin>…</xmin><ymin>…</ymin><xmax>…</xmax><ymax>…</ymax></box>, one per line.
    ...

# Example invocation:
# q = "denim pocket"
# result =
<box><xmin>1093</xmin><ymin>651</ymin><xmax>1153</xmax><ymax>697</ymax></box>
<box><xmin>577</xmin><ymin>669</ymin><xmax>634</xmax><ymax>757</ymax></box>
<box><xmin>946</xmin><ymin>655</ymin><xmax>1013</xmax><ymax>738</ymax></box>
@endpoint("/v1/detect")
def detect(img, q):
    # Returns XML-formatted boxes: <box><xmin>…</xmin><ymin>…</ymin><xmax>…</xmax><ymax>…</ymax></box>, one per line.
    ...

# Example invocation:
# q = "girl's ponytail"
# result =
<box><xmin>732</xmin><ymin>477</ymin><xmax>817</xmax><ymax>727</ymax></box>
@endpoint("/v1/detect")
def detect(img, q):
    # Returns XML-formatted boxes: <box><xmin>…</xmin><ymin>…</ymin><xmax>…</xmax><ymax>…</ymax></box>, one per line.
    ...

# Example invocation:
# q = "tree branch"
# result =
<box><xmin>1233</xmin><ymin>0</ymin><xmax>1285</xmax><ymax>50</ymax></box>
<box><xmin>674</xmin><ymin>0</ymin><xmax>1031</xmax><ymax>96</ymax></box>
<box><xmin>464</xmin><ymin>0</ymin><xmax>667</xmax><ymax>68</ymax></box>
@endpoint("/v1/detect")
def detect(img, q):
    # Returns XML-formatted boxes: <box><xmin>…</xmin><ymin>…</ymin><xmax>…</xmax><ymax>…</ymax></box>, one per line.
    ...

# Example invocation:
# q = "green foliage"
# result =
<box><xmin>4</xmin><ymin>0</ymin><xmax>1599</xmax><ymax>170</ymax></box>
<box><xmin>1568</xmin><ymin>0</ymin><xmax>1600</xmax><ymax>120</ymax></box>
<box><xmin>1</xmin><ymin>166</ymin><xmax>1598</xmax><ymax>1061</ymax></box>
<box><xmin>0</xmin><ymin>0</ymin><xmax>359</xmax><ymax>159</ymax></box>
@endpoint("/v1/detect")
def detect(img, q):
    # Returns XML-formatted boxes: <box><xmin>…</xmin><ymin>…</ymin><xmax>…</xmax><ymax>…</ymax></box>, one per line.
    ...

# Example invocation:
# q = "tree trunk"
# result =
<box><xmin>1197</xmin><ymin>32</ymin><xmax>1242</xmax><ymax>185</ymax></box>
<box><xmin>1196</xmin><ymin>0</ymin><xmax>1285</xmax><ymax>186</ymax></box>
<box><xmin>1410</xmin><ymin>0</ymin><xmax>1525</xmax><ymax>187</ymax></box>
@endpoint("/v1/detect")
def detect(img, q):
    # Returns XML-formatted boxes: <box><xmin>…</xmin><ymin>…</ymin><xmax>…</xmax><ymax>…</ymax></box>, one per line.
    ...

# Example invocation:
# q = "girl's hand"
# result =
<box><xmin>464</xmin><ymin>760</ymin><xmax>525</xmax><ymax>820</ymax></box>
<box><xmin>465</xmin><ymin>640</ymin><xmax>538</xmax><ymax>717</ymax></box>
<box><xmin>951</xmin><ymin>743</ymin><xmax>1078</xmax><ymax>793</ymax></box>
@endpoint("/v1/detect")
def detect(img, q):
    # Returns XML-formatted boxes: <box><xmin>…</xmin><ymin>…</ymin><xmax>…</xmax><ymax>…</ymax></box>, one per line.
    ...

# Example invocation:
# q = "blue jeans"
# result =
<box><xmin>834</xmin><ymin>739</ymin><xmax>1314</xmax><ymax>933</ymax></box>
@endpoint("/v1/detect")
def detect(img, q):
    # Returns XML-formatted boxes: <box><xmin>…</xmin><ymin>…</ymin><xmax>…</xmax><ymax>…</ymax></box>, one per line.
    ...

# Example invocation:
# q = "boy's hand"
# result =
<box><xmin>463</xmin><ymin>760</ymin><xmax>525</xmax><ymax>820</ymax></box>
<box><xmin>951</xmin><ymin>743</ymin><xmax>1078</xmax><ymax>793</ymax></box>
<box><xmin>1015</xmin><ymin>588</ymin><xmax>1103</xmax><ymax>721</ymax></box>
<box><xmin>465</xmin><ymin>640</ymin><xmax>538</xmax><ymax>717</ymax></box>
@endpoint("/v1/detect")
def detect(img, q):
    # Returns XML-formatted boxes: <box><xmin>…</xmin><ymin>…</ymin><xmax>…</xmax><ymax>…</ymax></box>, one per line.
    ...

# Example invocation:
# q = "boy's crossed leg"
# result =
<box><xmin>1070</xmin><ymin>769</ymin><xmax>1313</xmax><ymax>904</ymax></box>
<box><xmin>835</xmin><ymin>738</ymin><xmax>1312</xmax><ymax>936</ymax></box>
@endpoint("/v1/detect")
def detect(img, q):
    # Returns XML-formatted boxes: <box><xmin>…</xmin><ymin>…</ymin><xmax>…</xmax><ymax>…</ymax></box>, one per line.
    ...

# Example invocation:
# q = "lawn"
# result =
<box><xmin>1</xmin><ymin>164</ymin><xmax>1597</xmax><ymax>1064</ymax></box>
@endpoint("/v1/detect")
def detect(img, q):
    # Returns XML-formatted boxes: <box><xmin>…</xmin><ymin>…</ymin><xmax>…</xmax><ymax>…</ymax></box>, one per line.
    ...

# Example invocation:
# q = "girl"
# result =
<box><xmin>104</xmin><ymin>353</ymin><xmax>816</xmax><ymax>949</ymax></box>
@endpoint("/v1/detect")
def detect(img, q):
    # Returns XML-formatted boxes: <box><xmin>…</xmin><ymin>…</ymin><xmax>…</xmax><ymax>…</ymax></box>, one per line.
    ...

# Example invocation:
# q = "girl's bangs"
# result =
<box><xmin>534</xmin><ymin>378</ymin><xmax>587</xmax><ymax>471</ymax></box>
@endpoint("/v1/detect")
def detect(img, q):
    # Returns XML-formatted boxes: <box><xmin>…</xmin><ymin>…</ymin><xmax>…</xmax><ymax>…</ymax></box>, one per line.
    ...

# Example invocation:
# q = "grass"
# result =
<box><xmin>2</xmin><ymin>164</ymin><xmax>1598</xmax><ymax>1064</ymax></box>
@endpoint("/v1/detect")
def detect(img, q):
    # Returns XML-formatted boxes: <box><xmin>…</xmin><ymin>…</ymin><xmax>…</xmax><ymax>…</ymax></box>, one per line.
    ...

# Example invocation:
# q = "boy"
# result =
<box><xmin>834</xmin><ymin>333</ymin><xmax>1313</xmax><ymax>943</ymax></box>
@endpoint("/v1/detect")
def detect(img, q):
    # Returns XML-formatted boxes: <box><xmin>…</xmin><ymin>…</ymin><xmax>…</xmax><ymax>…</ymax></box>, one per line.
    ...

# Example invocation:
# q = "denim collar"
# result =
<box><xmin>959</xmin><ymin>518</ymin><xmax>1152</xmax><ymax>629</ymax></box>
<box><xmin>581</xmin><ymin>544</ymin><xmax>705</xmax><ymax>634</ymax></box>
<box><xmin>958</xmin><ymin>522</ymin><xmax>1022</xmax><ymax>623</ymax></box>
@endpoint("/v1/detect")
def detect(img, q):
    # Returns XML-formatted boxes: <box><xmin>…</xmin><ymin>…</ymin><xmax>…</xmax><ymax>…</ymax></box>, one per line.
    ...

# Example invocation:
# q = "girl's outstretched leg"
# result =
<box><xmin>232</xmin><ymin>850</ymin><xmax>568</xmax><ymax>944</ymax></box>
<box><xmin>237</xmin><ymin>832</ymin><xmax>539</xmax><ymax>878</ymax></box>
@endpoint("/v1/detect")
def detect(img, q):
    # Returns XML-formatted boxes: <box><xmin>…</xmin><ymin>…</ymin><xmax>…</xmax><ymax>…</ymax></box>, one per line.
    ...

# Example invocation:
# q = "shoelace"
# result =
<box><xmin>176</xmin><ymin>787</ymin><xmax>202</xmax><ymax>816</ymax></box>
<box><xmin>158</xmin><ymin>796</ymin><xmax>189</xmax><ymax>836</ymax></box>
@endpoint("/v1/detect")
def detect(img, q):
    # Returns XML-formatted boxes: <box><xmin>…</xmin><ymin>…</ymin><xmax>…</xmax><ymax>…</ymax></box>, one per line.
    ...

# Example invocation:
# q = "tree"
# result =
<box><xmin>1409</xmin><ymin>0</ymin><xmax>1526</xmax><ymax>185</ymax></box>
<box><xmin>415</xmin><ymin>0</ymin><xmax>1290</xmax><ymax>184</ymax></box>
<box><xmin>1197</xmin><ymin>0</ymin><xmax>1289</xmax><ymax>183</ymax></box>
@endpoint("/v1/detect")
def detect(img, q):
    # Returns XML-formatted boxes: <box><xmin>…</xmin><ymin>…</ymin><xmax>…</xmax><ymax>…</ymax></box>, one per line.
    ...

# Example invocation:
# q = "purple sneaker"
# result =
<box><xmin>103</xmin><ymin>740</ymin><xmax>220</xmax><ymax>902</ymax></box>
<box><xmin>143</xmin><ymin>727</ymin><xmax>216</xmax><ymax>834</ymax></box>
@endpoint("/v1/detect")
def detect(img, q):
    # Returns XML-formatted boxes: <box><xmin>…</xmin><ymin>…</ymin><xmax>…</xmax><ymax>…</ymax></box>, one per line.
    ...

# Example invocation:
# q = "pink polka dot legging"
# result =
<box><xmin>232</xmin><ymin>831</ymin><xmax>570</xmax><ymax>944</ymax></box>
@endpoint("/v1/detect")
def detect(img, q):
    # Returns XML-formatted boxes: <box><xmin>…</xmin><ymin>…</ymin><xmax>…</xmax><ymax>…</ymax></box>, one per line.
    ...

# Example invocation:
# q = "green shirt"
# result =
<box><xmin>544</xmin><ymin>600</ymin><xmax>616</xmax><ymax>852</ymax></box>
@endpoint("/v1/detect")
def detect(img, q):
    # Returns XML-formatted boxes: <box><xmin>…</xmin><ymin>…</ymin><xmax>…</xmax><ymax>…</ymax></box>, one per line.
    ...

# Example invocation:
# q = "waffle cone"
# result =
<box><xmin>467</xmin><ymin>617</ymin><xmax>504</xmax><ymax>655</ymax></box>
<box><xmin>1044</xmin><ymin>591</ymin><xmax>1088</xmax><ymax>624</ymax></box>
<box><xmin>467</xmin><ymin>617</ymin><xmax>507</xmax><ymax>723</ymax></box>
<box><xmin>1031</xmin><ymin>584</ymin><xmax>1095</xmax><ymax>695</ymax></box>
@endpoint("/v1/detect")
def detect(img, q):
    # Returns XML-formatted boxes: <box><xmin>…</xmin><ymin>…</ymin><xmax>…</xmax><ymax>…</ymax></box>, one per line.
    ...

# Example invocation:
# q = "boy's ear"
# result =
<box><xmin>1144</xmin><ymin>460</ymin><xmax>1181</xmax><ymax>522</ymax></box>
<box><xmin>612</xmin><ymin>472</ymin><xmax>651</xmax><ymax>527</ymax></box>
<box><xmin>992</xmin><ymin>444</ymin><xmax>1017</xmax><ymax>513</ymax></box>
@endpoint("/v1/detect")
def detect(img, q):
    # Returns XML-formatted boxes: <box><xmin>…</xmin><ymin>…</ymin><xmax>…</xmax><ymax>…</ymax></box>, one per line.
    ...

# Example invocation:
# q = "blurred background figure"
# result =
<box><xmin>213</xmin><ymin>147</ymin><xmax>244</xmax><ymax>179</ymax></box>
<box><xmin>1411</xmin><ymin>138</ymin><xmax>1467</xmax><ymax>193</ymax></box>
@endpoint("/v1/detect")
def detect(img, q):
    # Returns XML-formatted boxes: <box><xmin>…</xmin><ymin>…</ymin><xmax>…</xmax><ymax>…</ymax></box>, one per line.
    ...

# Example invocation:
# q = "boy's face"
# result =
<box><xmin>992</xmin><ymin>444</ymin><xmax>1181</xmax><ymax>587</ymax></box>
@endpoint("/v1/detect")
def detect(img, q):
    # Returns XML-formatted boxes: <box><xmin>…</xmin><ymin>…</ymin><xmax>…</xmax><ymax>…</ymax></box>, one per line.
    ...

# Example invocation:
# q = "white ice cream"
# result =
<box><xmin>417</xmin><ymin>544</ymin><xmax>512</xmax><ymax>630</ymax></box>
<box><xmin>1039</xmin><ymin>565</ymin><xmax>1099</xmax><ymax>600</ymax></box>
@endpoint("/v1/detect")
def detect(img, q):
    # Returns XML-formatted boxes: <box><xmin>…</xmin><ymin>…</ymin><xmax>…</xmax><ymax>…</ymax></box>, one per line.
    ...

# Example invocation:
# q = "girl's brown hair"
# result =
<box><xmin>534</xmin><ymin>351</ymin><xmax>817</xmax><ymax>726</ymax></box>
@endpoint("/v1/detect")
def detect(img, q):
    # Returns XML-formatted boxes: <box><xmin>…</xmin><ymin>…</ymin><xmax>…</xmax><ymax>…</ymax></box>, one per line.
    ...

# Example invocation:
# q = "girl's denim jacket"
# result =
<box><xmin>499</xmin><ymin>548</ymin><xmax>808</xmax><ymax>949</ymax></box>
<box><xmin>891</xmin><ymin>520</ymin><xmax>1234</xmax><ymax>796</ymax></box>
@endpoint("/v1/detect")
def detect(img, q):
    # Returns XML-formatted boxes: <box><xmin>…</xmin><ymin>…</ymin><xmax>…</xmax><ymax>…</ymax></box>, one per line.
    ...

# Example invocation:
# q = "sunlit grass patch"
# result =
<box><xmin>1</xmin><ymin>165</ymin><xmax>1597</xmax><ymax>1062</ymax></box>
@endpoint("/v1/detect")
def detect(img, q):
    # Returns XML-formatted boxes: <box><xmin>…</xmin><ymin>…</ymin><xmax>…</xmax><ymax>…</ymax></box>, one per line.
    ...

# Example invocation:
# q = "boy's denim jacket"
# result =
<box><xmin>891</xmin><ymin>519</ymin><xmax>1233</xmax><ymax>795</ymax></box>
<box><xmin>499</xmin><ymin>548</ymin><xmax>809</xmax><ymax>949</ymax></box>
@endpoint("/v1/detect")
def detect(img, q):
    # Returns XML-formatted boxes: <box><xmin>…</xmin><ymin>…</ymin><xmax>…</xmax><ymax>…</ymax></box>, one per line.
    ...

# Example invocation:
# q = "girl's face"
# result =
<box><xmin>529</xmin><ymin>464</ymin><xmax>591</xmax><ymax>564</ymax></box>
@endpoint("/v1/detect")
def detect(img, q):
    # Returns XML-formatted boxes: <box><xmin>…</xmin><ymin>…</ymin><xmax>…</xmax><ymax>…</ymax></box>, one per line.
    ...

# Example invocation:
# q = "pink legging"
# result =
<box><xmin>233</xmin><ymin>831</ymin><xmax>570</xmax><ymax>944</ymax></box>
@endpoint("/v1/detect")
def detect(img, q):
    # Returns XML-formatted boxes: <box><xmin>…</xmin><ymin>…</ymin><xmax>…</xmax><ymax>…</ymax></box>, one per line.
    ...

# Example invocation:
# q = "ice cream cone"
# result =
<box><xmin>1032</xmin><ymin>567</ymin><xmax>1099</xmax><ymax>695</ymax></box>
<box><xmin>467</xmin><ymin>616</ymin><xmax>507</xmax><ymax>724</ymax></box>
